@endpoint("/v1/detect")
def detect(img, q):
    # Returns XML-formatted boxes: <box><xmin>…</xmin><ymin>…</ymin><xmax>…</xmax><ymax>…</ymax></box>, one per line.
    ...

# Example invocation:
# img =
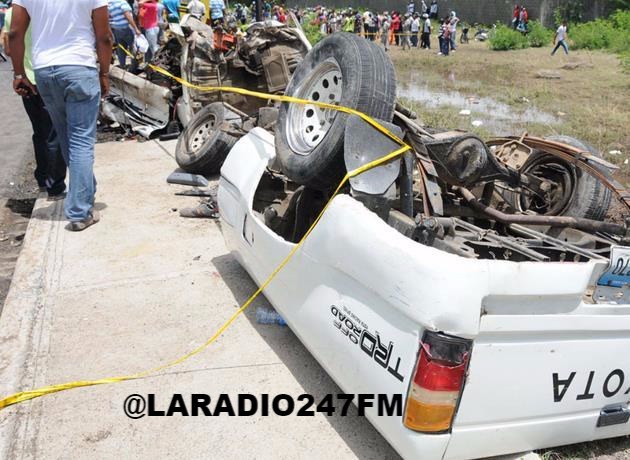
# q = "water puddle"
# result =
<box><xmin>397</xmin><ymin>76</ymin><xmax>558</xmax><ymax>134</ymax></box>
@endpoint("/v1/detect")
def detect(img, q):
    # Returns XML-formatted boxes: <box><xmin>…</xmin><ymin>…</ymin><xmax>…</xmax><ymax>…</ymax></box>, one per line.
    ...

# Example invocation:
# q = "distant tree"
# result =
<box><xmin>607</xmin><ymin>0</ymin><xmax>630</xmax><ymax>9</ymax></box>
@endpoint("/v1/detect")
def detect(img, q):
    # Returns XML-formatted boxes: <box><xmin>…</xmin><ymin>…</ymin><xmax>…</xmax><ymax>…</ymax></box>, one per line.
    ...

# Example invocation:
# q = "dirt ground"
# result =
<box><xmin>388</xmin><ymin>40</ymin><xmax>630</xmax><ymax>185</ymax></box>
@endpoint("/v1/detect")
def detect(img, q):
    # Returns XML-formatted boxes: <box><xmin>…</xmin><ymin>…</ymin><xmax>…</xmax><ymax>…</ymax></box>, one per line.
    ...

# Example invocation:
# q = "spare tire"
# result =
<box><xmin>175</xmin><ymin>102</ymin><xmax>239</xmax><ymax>175</ymax></box>
<box><xmin>519</xmin><ymin>135</ymin><xmax>612</xmax><ymax>220</ymax></box>
<box><xmin>275</xmin><ymin>33</ymin><xmax>397</xmax><ymax>191</ymax></box>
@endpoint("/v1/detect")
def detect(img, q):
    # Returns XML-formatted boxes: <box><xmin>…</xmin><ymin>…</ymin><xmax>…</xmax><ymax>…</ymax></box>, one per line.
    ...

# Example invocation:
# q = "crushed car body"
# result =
<box><xmin>217</xmin><ymin>32</ymin><xmax>630</xmax><ymax>459</ymax></box>
<box><xmin>100</xmin><ymin>15</ymin><xmax>310</xmax><ymax>137</ymax></box>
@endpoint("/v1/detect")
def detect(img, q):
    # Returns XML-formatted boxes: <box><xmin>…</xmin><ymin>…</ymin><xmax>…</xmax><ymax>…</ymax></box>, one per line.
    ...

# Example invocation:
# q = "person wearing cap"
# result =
<box><xmin>401</xmin><ymin>12</ymin><xmax>412</xmax><ymax>50</ymax></box>
<box><xmin>421</xmin><ymin>12</ymin><xmax>431</xmax><ymax>49</ymax></box>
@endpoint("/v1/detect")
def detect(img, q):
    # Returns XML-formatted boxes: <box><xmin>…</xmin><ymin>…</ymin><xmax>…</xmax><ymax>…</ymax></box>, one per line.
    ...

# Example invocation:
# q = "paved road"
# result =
<box><xmin>0</xmin><ymin>138</ymin><xmax>401</xmax><ymax>459</ymax></box>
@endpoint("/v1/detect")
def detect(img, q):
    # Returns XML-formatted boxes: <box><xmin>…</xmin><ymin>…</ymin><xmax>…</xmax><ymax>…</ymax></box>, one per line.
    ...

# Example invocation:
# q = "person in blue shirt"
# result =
<box><xmin>162</xmin><ymin>0</ymin><xmax>180</xmax><ymax>23</ymax></box>
<box><xmin>209</xmin><ymin>0</ymin><xmax>225</xmax><ymax>25</ymax></box>
<box><xmin>108</xmin><ymin>0</ymin><xmax>141</xmax><ymax>69</ymax></box>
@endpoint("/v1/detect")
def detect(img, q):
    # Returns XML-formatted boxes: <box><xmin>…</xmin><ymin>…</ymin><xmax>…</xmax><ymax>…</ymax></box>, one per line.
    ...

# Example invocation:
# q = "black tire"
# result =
<box><xmin>275</xmin><ymin>33</ymin><xmax>397</xmax><ymax>191</ymax></box>
<box><xmin>522</xmin><ymin>135</ymin><xmax>612</xmax><ymax>220</ymax></box>
<box><xmin>175</xmin><ymin>102</ymin><xmax>239</xmax><ymax>176</ymax></box>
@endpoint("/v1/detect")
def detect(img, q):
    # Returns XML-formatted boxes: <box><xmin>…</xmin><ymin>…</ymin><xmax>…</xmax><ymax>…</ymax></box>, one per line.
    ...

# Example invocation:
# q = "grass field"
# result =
<box><xmin>387</xmin><ymin>40</ymin><xmax>630</xmax><ymax>184</ymax></box>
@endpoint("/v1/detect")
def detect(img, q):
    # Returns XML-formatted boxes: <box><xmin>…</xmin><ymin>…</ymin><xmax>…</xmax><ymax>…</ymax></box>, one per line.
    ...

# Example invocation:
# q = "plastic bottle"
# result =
<box><xmin>255</xmin><ymin>306</ymin><xmax>287</xmax><ymax>326</ymax></box>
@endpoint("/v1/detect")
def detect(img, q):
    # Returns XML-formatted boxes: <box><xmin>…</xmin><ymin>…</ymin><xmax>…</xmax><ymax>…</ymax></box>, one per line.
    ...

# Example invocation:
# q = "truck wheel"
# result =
<box><xmin>275</xmin><ymin>33</ymin><xmax>397</xmax><ymax>191</ymax></box>
<box><xmin>175</xmin><ymin>102</ymin><xmax>239</xmax><ymax>176</ymax></box>
<box><xmin>519</xmin><ymin>135</ymin><xmax>612</xmax><ymax>220</ymax></box>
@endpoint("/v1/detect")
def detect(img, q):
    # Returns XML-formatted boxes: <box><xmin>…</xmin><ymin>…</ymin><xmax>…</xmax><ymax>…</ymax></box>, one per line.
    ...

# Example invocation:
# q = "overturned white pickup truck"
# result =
<box><xmin>217</xmin><ymin>33</ymin><xmax>630</xmax><ymax>459</ymax></box>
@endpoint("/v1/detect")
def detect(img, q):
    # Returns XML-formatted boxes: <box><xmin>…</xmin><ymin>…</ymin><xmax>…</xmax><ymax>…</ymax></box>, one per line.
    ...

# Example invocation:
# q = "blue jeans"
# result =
<box><xmin>35</xmin><ymin>65</ymin><xmax>100</xmax><ymax>222</ymax></box>
<box><xmin>552</xmin><ymin>39</ymin><xmax>569</xmax><ymax>55</ymax></box>
<box><xmin>143</xmin><ymin>27</ymin><xmax>160</xmax><ymax>62</ymax></box>
<box><xmin>112</xmin><ymin>27</ymin><xmax>136</xmax><ymax>69</ymax></box>
<box><xmin>450</xmin><ymin>31</ymin><xmax>457</xmax><ymax>50</ymax></box>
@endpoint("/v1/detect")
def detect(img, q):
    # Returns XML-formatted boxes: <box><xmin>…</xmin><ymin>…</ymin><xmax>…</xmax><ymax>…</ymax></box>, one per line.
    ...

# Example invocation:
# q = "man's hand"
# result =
<box><xmin>13</xmin><ymin>75</ymin><xmax>37</xmax><ymax>97</ymax></box>
<box><xmin>99</xmin><ymin>72</ymin><xmax>110</xmax><ymax>97</ymax></box>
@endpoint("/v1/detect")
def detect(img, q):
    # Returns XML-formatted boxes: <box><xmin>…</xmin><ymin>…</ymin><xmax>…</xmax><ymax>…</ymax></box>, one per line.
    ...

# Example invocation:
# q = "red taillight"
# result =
<box><xmin>404</xmin><ymin>332</ymin><xmax>471</xmax><ymax>433</ymax></box>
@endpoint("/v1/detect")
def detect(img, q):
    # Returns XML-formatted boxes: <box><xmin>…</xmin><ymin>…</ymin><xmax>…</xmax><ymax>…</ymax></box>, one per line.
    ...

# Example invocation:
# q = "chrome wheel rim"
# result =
<box><xmin>189</xmin><ymin>115</ymin><xmax>217</xmax><ymax>153</ymax></box>
<box><xmin>286</xmin><ymin>59</ymin><xmax>343</xmax><ymax>156</ymax></box>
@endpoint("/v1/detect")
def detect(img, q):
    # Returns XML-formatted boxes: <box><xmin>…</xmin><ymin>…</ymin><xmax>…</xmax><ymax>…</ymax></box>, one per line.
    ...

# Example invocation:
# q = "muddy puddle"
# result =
<box><xmin>397</xmin><ymin>76</ymin><xmax>558</xmax><ymax>135</ymax></box>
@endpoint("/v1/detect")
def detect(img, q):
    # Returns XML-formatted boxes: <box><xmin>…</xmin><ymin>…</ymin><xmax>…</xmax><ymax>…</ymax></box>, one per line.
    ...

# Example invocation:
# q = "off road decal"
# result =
<box><xmin>330</xmin><ymin>305</ymin><xmax>405</xmax><ymax>382</ymax></box>
<box><xmin>553</xmin><ymin>370</ymin><xmax>630</xmax><ymax>402</ymax></box>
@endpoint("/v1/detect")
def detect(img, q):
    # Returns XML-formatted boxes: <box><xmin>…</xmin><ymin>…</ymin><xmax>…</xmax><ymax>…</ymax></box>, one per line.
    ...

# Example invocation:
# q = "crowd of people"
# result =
<box><xmin>311</xmin><ymin>6</ymin><xmax>461</xmax><ymax>57</ymax></box>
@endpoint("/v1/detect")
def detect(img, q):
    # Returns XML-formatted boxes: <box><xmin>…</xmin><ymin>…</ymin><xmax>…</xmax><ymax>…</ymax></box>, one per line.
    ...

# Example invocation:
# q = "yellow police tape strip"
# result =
<box><xmin>0</xmin><ymin>46</ymin><xmax>411</xmax><ymax>410</ymax></box>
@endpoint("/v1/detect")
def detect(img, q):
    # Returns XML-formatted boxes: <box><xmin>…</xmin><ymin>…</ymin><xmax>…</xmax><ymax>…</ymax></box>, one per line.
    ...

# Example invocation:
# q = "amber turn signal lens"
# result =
<box><xmin>404</xmin><ymin>397</ymin><xmax>456</xmax><ymax>432</ymax></box>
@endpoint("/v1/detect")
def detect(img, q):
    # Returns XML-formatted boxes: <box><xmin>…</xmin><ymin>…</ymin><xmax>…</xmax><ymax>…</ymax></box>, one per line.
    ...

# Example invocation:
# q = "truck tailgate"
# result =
<box><xmin>445</xmin><ymin>313</ymin><xmax>630</xmax><ymax>459</ymax></box>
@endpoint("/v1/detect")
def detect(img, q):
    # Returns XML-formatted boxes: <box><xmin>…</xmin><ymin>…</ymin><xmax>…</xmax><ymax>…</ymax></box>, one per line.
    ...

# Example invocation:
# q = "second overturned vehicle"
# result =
<box><xmin>217</xmin><ymin>33</ymin><xmax>630</xmax><ymax>459</ymax></box>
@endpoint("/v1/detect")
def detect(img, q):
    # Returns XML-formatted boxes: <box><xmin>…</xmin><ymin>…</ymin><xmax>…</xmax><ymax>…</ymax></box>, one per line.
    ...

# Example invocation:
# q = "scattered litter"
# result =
<box><xmin>625</xmin><ymin>159</ymin><xmax>629</xmax><ymax>165</ymax></box>
<box><xmin>171</xmin><ymin>208</ymin><xmax>177</xmax><ymax>212</ymax></box>
<box><xmin>472</xmin><ymin>120</ymin><xmax>484</xmax><ymax>127</ymax></box>
<box><xmin>557</xmin><ymin>111</ymin><xmax>566</xmax><ymax>117</ymax></box>
<box><xmin>516</xmin><ymin>96</ymin><xmax>530</xmax><ymax>104</ymax></box>
<box><xmin>166</xmin><ymin>171</ymin><xmax>209</xmax><ymax>187</ymax></box>
<box><xmin>193</xmin><ymin>255</ymin><xmax>201</xmax><ymax>261</ymax></box>
<box><xmin>609</xmin><ymin>150</ymin><xmax>622</xmax><ymax>156</ymax></box>
<box><xmin>561</xmin><ymin>62</ymin><xmax>592</xmax><ymax>70</ymax></box>
<box><xmin>536</xmin><ymin>70</ymin><xmax>562</xmax><ymax>80</ymax></box>
<box><xmin>255</xmin><ymin>306</ymin><xmax>287</xmax><ymax>326</ymax></box>
<box><xmin>179</xmin><ymin>200</ymin><xmax>219</xmax><ymax>219</ymax></box>
<box><xmin>459</xmin><ymin>109</ymin><xmax>471</xmax><ymax>116</ymax></box>
<box><xmin>9</xmin><ymin>182</ymin><xmax>14</xmax><ymax>186</ymax></box>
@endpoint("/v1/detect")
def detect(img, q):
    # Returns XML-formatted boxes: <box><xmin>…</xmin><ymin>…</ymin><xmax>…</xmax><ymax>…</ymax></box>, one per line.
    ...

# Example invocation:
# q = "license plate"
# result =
<box><xmin>598</xmin><ymin>246</ymin><xmax>630</xmax><ymax>288</ymax></box>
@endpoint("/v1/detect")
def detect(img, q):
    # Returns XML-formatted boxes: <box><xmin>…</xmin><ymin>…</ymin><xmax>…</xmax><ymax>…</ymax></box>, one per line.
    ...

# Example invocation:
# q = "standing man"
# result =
<box><xmin>210</xmin><ymin>0</ymin><xmax>225</xmax><ymax>26</ymax></box>
<box><xmin>109</xmin><ymin>0</ymin><xmax>142</xmax><ymax>69</ymax></box>
<box><xmin>552</xmin><ymin>21</ymin><xmax>569</xmax><ymax>56</ymax></box>
<box><xmin>449</xmin><ymin>11</ymin><xmax>459</xmax><ymax>51</ymax></box>
<box><xmin>410</xmin><ymin>13</ymin><xmax>420</xmax><ymax>47</ymax></box>
<box><xmin>3</xmin><ymin>6</ymin><xmax>66</xmax><ymax>199</ymax></box>
<box><xmin>391</xmin><ymin>12</ymin><xmax>400</xmax><ymax>46</ymax></box>
<box><xmin>187</xmin><ymin>0</ymin><xmax>206</xmax><ymax>19</ymax></box>
<box><xmin>401</xmin><ymin>13</ymin><xmax>412</xmax><ymax>50</ymax></box>
<box><xmin>162</xmin><ymin>0</ymin><xmax>180</xmax><ymax>23</ymax></box>
<box><xmin>421</xmin><ymin>13</ymin><xmax>431</xmax><ymax>49</ymax></box>
<box><xmin>380</xmin><ymin>13</ymin><xmax>390</xmax><ymax>52</ymax></box>
<box><xmin>9</xmin><ymin>0</ymin><xmax>112</xmax><ymax>231</ymax></box>
<box><xmin>429</xmin><ymin>0</ymin><xmax>438</xmax><ymax>20</ymax></box>
<box><xmin>406</xmin><ymin>0</ymin><xmax>414</xmax><ymax>16</ymax></box>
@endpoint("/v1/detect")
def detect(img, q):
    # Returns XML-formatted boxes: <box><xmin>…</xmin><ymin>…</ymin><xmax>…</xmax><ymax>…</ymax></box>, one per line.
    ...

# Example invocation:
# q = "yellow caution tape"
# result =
<box><xmin>0</xmin><ymin>46</ymin><xmax>411</xmax><ymax>410</ymax></box>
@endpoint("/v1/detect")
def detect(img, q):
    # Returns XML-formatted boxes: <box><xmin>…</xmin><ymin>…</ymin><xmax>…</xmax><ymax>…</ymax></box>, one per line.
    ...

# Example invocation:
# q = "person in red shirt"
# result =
<box><xmin>139</xmin><ymin>0</ymin><xmax>159</xmax><ymax>61</ymax></box>
<box><xmin>391</xmin><ymin>12</ymin><xmax>401</xmax><ymax>46</ymax></box>
<box><xmin>512</xmin><ymin>4</ymin><xmax>519</xmax><ymax>29</ymax></box>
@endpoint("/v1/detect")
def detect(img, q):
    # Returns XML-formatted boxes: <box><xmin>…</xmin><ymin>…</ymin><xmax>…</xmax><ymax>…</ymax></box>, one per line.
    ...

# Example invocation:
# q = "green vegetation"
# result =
<box><xmin>302</xmin><ymin>13</ymin><xmax>324</xmax><ymax>45</ymax></box>
<box><xmin>488</xmin><ymin>21</ymin><xmax>551</xmax><ymax>50</ymax></box>
<box><xmin>569</xmin><ymin>10</ymin><xmax>630</xmax><ymax>52</ymax></box>
<box><xmin>526</xmin><ymin>21</ymin><xmax>554</xmax><ymax>47</ymax></box>
<box><xmin>569</xmin><ymin>10</ymin><xmax>630</xmax><ymax>71</ymax></box>
<box><xmin>488</xmin><ymin>24</ymin><xmax>529</xmax><ymax>50</ymax></box>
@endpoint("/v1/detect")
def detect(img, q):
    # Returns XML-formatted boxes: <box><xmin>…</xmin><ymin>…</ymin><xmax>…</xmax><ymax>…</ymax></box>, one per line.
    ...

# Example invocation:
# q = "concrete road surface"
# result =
<box><xmin>0</xmin><ymin>139</ymin><xmax>399</xmax><ymax>459</ymax></box>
